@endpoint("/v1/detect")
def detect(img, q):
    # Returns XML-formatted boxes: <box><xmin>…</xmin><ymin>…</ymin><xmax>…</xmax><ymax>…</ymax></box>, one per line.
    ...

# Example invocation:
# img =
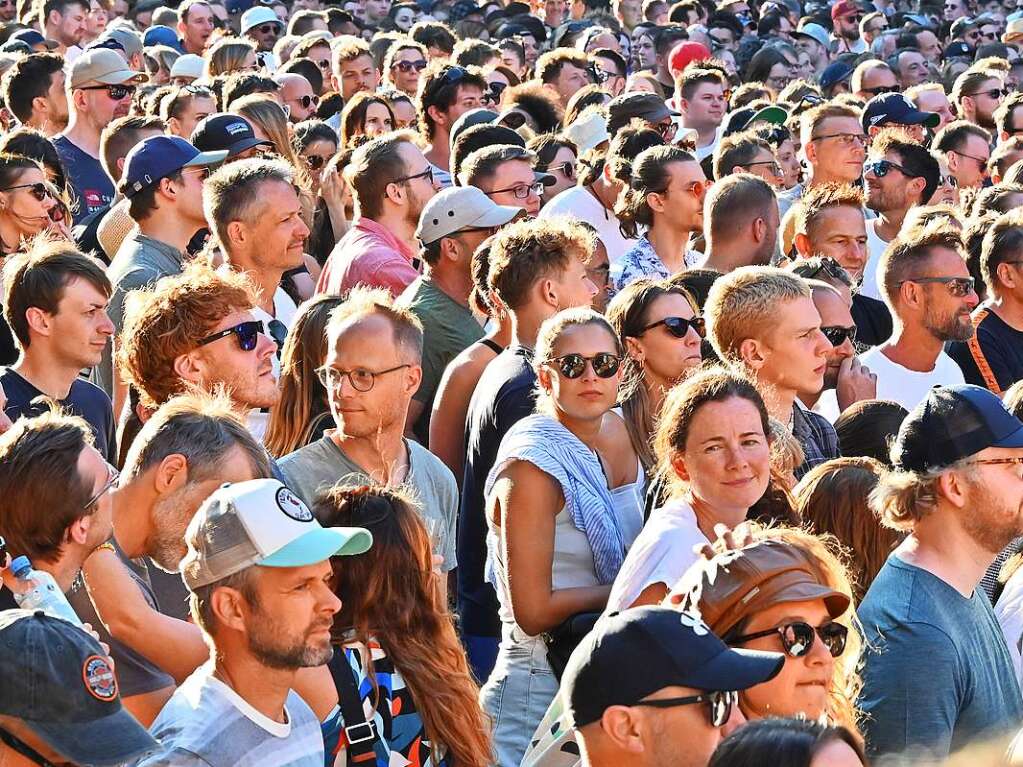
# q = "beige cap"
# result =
<box><xmin>1005</xmin><ymin>18</ymin><xmax>1023</xmax><ymax>44</ymax></box>
<box><xmin>69</xmin><ymin>48</ymin><xmax>145</xmax><ymax>89</ymax></box>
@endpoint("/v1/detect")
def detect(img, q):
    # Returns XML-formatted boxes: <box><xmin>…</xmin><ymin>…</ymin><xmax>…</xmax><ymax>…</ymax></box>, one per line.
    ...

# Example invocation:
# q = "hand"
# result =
<box><xmin>320</xmin><ymin>164</ymin><xmax>347</xmax><ymax>210</ymax></box>
<box><xmin>694</xmin><ymin>521</ymin><xmax>753</xmax><ymax>560</ymax></box>
<box><xmin>80</xmin><ymin>622</ymin><xmax>111</xmax><ymax>657</ymax></box>
<box><xmin>835</xmin><ymin>356</ymin><xmax>877</xmax><ymax>412</ymax></box>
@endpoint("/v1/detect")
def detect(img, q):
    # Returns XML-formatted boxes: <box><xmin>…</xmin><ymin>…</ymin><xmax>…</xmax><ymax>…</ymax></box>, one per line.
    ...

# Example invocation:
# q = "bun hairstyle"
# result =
<box><xmin>614</xmin><ymin>144</ymin><xmax>697</xmax><ymax>239</ymax></box>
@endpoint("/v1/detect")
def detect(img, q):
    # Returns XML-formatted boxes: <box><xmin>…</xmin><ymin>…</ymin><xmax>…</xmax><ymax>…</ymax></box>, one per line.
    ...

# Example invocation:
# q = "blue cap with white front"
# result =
<box><xmin>863</xmin><ymin>92</ymin><xmax>940</xmax><ymax>131</ymax></box>
<box><xmin>120</xmin><ymin>136</ymin><xmax>228</xmax><ymax>198</ymax></box>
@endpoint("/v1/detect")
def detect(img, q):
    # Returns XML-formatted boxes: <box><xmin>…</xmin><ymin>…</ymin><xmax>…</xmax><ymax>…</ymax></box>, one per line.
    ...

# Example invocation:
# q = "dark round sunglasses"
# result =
<box><xmin>821</xmin><ymin>325</ymin><xmax>856</xmax><ymax>347</ymax></box>
<box><xmin>197</xmin><ymin>320</ymin><xmax>263</xmax><ymax>352</ymax></box>
<box><xmin>731</xmin><ymin>620</ymin><xmax>848</xmax><ymax>658</ymax></box>
<box><xmin>640</xmin><ymin>315</ymin><xmax>706</xmax><ymax>339</ymax></box>
<box><xmin>546</xmin><ymin>352</ymin><xmax>622</xmax><ymax>379</ymax></box>
<box><xmin>1</xmin><ymin>182</ymin><xmax>52</xmax><ymax>202</ymax></box>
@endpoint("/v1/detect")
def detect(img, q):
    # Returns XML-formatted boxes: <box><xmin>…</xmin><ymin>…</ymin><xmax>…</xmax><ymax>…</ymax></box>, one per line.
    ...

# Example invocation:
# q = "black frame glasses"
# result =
<box><xmin>80</xmin><ymin>83</ymin><xmax>135</xmax><ymax>100</ymax></box>
<box><xmin>897</xmin><ymin>275</ymin><xmax>976</xmax><ymax>297</ymax></box>
<box><xmin>808</xmin><ymin>131</ymin><xmax>868</xmax><ymax>147</ymax></box>
<box><xmin>394</xmin><ymin>166</ymin><xmax>434</xmax><ymax>185</ymax></box>
<box><xmin>486</xmin><ymin>180</ymin><xmax>544</xmax><ymax>199</ymax></box>
<box><xmin>821</xmin><ymin>325</ymin><xmax>857</xmax><ymax>347</ymax></box>
<box><xmin>0</xmin><ymin>182</ymin><xmax>52</xmax><ymax>201</ymax></box>
<box><xmin>545</xmin><ymin>352</ymin><xmax>622</xmax><ymax>379</ymax></box>
<box><xmin>966</xmin><ymin>87</ymin><xmax>1009</xmax><ymax>100</ymax></box>
<box><xmin>197</xmin><ymin>320</ymin><xmax>263</xmax><ymax>352</ymax></box>
<box><xmin>306</xmin><ymin>153</ymin><xmax>329</xmax><ymax>170</ymax></box>
<box><xmin>743</xmin><ymin>159</ymin><xmax>782</xmax><ymax>176</ymax></box>
<box><xmin>316</xmin><ymin>363</ymin><xmax>411</xmax><ymax>393</ymax></box>
<box><xmin>256</xmin><ymin>23</ymin><xmax>280</xmax><ymax>34</ymax></box>
<box><xmin>866</xmin><ymin>159</ymin><xmax>918</xmax><ymax>178</ymax></box>
<box><xmin>792</xmin><ymin>256</ymin><xmax>849</xmax><ymax>283</ymax></box>
<box><xmin>640</xmin><ymin>315</ymin><xmax>706</xmax><ymax>339</ymax></box>
<box><xmin>731</xmin><ymin>621</ymin><xmax>848</xmax><ymax>658</ymax></box>
<box><xmin>632</xmin><ymin>690</ymin><xmax>737</xmax><ymax>727</ymax></box>
<box><xmin>392</xmin><ymin>58</ymin><xmax>428</xmax><ymax>73</ymax></box>
<box><xmin>860</xmin><ymin>84</ymin><xmax>899</xmax><ymax>96</ymax></box>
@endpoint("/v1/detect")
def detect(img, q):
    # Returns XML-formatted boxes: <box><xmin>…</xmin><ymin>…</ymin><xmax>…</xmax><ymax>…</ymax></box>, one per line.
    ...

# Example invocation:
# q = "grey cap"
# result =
<box><xmin>100</xmin><ymin>26</ymin><xmax>143</xmax><ymax>60</ymax></box>
<box><xmin>607</xmin><ymin>92</ymin><xmax>678</xmax><ymax>134</ymax></box>
<box><xmin>416</xmin><ymin>186</ymin><xmax>521</xmax><ymax>245</ymax></box>
<box><xmin>795</xmin><ymin>21</ymin><xmax>830</xmax><ymax>49</ymax></box>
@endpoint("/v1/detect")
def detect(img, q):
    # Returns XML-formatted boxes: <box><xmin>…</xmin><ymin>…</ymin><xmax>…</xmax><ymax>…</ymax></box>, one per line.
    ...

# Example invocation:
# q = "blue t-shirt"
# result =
<box><xmin>858</xmin><ymin>554</ymin><xmax>1023</xmax><ymax>760</ymax></box>
<box><xmin>54</xmin><ymin>135</ymin><xmax>115</xmax><ymax>225</ymax></box>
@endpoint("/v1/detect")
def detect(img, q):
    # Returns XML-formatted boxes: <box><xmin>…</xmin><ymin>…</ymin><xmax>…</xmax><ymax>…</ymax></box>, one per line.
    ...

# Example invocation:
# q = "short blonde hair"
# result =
<box><xmin>325</xmin><ymin>285</ymin><xmax>423</xmax><ymax>362</ymax></box>
<box><xmin>704</xmin><ymin>266</ymin><xmax>810</xmax><ymax>363</ymax></box>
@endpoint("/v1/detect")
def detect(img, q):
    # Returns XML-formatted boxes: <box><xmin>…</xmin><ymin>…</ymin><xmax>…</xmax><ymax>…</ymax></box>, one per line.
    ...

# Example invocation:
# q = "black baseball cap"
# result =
<box><xmin>892</xmin><ymin>384</ymin><xmax>1023</xmax><ymax>472</ymax></box>
<box><xmin>190</xmin><ymin>113</ymin><xmax>274</xmax><ymax>158</ymax></box>
<box><xmin>562</xmin><ymin>606</ymin><xmax>784</xmax><ymax>728</ymax></box>
<box><xmin>0</xmin><ymin>610</ymin><xmax>159</xmax><ymax>766</ymax></box>
<box><xmin>862</xmin><ymin>92</ymin><xmax>940</xmax><ymax>131</ymax></box>
<box><xmin>943</xmin><ymin>40</ymin><xmax>975</xmax><ymax>59</ymax></box>
<box><xmin>607</xmin><ymin>92</ymin><xmax>679</xmax><ymax>135</ymax></box>
<box><xmin>819</xmin><ymin>60</ymin><xmax>854</xmax><ymax>90</ymax></box>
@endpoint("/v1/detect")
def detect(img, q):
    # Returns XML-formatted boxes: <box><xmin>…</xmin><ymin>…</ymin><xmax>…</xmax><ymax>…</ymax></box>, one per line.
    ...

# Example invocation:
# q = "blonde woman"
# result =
<box><xmin>204</xmin><ymin>37</ymin><xmax>258</xmax><ymax>78</ymax></box>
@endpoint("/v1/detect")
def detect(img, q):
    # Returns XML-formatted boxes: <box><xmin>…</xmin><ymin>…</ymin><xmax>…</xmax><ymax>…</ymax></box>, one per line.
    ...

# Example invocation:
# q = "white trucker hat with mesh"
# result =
<box><xmin>181</xmin><ymin>478</ymin><xmax>373</xmax><ymax>590</ymax></box>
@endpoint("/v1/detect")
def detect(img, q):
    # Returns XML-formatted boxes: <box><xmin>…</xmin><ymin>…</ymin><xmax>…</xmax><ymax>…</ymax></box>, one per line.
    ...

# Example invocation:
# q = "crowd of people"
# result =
<box><xmin>4</xmin><ymin>0</ymin><xmax>1023</xmax><ymax>764</ymax></box>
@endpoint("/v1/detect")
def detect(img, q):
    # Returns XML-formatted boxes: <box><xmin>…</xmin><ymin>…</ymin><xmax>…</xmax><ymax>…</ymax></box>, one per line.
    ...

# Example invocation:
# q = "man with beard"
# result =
<box><xmin>40</xmin><ymin>0</ymin><xmax>87</xmax><ymax>54</ymax></box>
<box><xmin>859</xmin><ymin>384</ymin><xmax>1023</xmax><ymax>761</ymax></box>
<box><xmin>830</xmin><ymin>0</ymin><xmax>866</xmax><ymax>53</ymax></box>
<box><xmin>136</xmin><ymin>478</ymin><xmax>372</xmax><ymax>766</ymax></box>
<box><xmin>953</xmin><ymin>66</ymin><xmax>1005</xmax><ymax>132</ymax></box>
<box><xmin>317</xmin><ymin>132</ymin><xmax>440</xmax><ymax>297</ymax></box>
<box><xmin>1</xmin><ymin>52</ymin><xmax>69</xmax><ymax>137</ymax></box>
<box><xmin>858</xmin><ymin>223</ymin><xmax>978</xmax><ymax>413</ymax></box>
<box><xmin>280</xmin><ymin>287</ymin><xmax>459</xmax><ymax>600</ymax></box>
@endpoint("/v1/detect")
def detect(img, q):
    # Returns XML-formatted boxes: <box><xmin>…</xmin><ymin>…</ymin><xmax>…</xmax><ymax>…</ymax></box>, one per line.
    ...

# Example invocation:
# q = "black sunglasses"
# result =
<box><xmin>197</xmin><ymin>320</ymin><xmax>263</xmax><ymax>351</ymax></box>
<box><xmin>80</xmin><ymin>83</ymin><xmax>135</xmax><ymax>100</ymax></box>
<box><xmin>865</xmin><ymin>159</ymin><xmax>918</xmax><ymax>178</ymax></box>
<box><xmin>861</xmin><ymin>84</ymin><xmax>899</xmax><ymax>96</ymax></box>
<box><xmin>394</xmin><ymin>166</ymin><xmax>434</xmax><ymax>185</ymax></box>
<box><xmin>966</xmin><ymin>87</ymin><xmax>1009</xmax><ymax>99</ymax></box>
<box><xmin>731</xmin><ymin>621</ymin><xmax>848</xmax><ymax>658</ymax></box>
<box><xmin>633</xmin><ymin>690</ymin><xmax>737</xmax><ymax>727</ymax></box>
<box><xmin>257</xmin><ymin>23</ymin><xmax>280</xmax><ymax>34</ymax></box>
<box><xmin>306</xmin><ymin>154</ymin><xmax>329</xmax><ymax>170</ymax></box>
<box><xmin>393</xmin><ymin>59</ymin><xmax>428</xmax><ymax>73</ymax></box>
<box><xmin>821</xmin><ymin>325</ymin><xmax>856</xmax><ymax>347</ymax></box>
<box><xmin>640</xmin><ymin>315</ymin><xmax>706</xmax><ymax>339</ymax></box>
<box><xmin>1</xmin><ymin>182</ymin><xmax>52</xmax><ymax>202</ymax></box>
<box><xmin>297</xmin><ymin>93</ymin><xmax>319</xmax><ymax>109</ymax></box>
<box><xmin>546</xmin><ymin>352</ymin><xmax>622</xmax><ymax>379</ymax></box>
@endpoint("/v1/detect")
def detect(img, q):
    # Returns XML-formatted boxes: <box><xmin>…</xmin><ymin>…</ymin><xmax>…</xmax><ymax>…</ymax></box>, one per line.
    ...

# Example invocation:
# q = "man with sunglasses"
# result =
<box><xmin>851</xmin><ymin>60</ymin><xmax>898</xmax><ymax>102</ymax></box>
<box><xmin>859</xmin><ymin>384</ymin><xmax>1023</xmax><ymax>760</ymax></box>
<box><xmin>830</xmin><ymin>0</ymin><xmax>866</xmax><ymax>53</ymax></box>
<box><xmin>240</xmin><ymin>4</ymin><xmax>282</xmax><ymax>52</ymax></box>
<box><xmin>275</xmin><ymin>71</ymin><xmax>318</xmax><ymax>121</ymax></box>
<box><xmin>934</xmin><ymin>119</ymin><xmax>992</xmax><ymax>190</ymax></box>
<box><xmin>57</xmin><ymin>47</ymin><xmax>144</xmax><ymax>224</ymax></box>
<box><xmin>562</xmin><ymin>606</ymin><xmax>784</xmax><ymax>767</ymax></box>
<box><xmin>953</xmin><ymin>66</ymin><xmax>1006</xmax><ymax>132</ymax></box>
<box><xmin>397</xmin><ymin>186</ymin><xmax>519</xmax><ymax>444</ymax></box>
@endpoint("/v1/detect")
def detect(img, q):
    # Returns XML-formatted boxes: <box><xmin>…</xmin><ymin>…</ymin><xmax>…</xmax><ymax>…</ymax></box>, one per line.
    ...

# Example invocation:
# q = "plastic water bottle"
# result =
<box><xmin>9</xmin><ymin>556</ymin><xmax>83</xmax><ymax>627</ymax></box>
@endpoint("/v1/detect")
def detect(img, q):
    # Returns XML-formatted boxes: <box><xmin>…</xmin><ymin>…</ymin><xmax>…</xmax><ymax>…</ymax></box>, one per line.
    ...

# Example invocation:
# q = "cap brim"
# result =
<box><xmin>993</xmin><ymin>421</ymin><xmax>1023</xmax><ymax>450</ymax></box>
<box><xmin>472</xmin><ymin>202</ymin><xmax>522</xmax><ymax>227</ymax></box>
<box><xmin>184</xmin><ymin>149</ymin><xmax>229</xmax><ymax>167</ymax></box>
<box><xmin>28</xmin><ymin>708</ymin><xmax>159</xmax><ymax>767</ymax></box>
<box><xmin>749</xmin><ymin>105</ymin><xmax>788</xmax><ymax>126</ymax></box>
<box><xmin>225</xmin><ymin>137</ymin><xmax>274</xmax><ymax>157</ymax></box>
<box><xmin>260</xmin><ymin>526</ymin><xmax>372</xmax><ymax>568</ymax></box>
<box><xmin>911</xmin><ymin>110</ymin><xmax>941</xmax><ymax>129</ymax></box>
<box><xmin>90</xmin><ymin>68</ymin><xmax>147</xmax><ymax>85</ymax></box>
<box><xmin>682</xmin><ymin>645</ymin><xmax>785</xmax><ymax>692</ymax></box>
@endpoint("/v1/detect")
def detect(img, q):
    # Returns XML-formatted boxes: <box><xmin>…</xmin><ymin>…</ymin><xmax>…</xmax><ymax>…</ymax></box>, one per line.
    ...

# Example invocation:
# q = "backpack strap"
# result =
<box><xmin>327</xmin><ymin>648</ymin><xmax>379</xmax><ymax>764</ymax></box>
<box><xmin>966</xmin><ymin>309</ymin><xmax>1002</xmax><ymax>395</ymax></box>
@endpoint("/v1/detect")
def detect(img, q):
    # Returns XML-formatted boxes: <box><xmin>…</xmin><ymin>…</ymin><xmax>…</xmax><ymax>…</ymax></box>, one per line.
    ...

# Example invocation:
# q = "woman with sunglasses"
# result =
<box><xmin>606</xmin><ymin>278</ymin><xmax>703</xmax><ymax>474</ymax></box>
<box><xmin>293</xmin><ymin>120</ymin><xmax>348</xmax><ymax>265</ymax></box>
<box><xmin>481</xmin><ymin>308</ymin><xmax>641</xmax><ymax>767</ymax></box>
<box><xmin>383</xmin><ymin>41</ymin><xmax>429</xmax><ymax>96</ymax></box>
<box><xmin>753</xmin><ymin>124</ymin><xmax>801</xmax><ymax>190</ymax></box>
<box><xmin>673</xmin><ymin>525</ymin><xmax>862</xmax><ymax>737</ymax></box>
<box><xmin>528</xmin><ymin>133</ymin><xmax>577</xmax><ymax>205</ymax></box>
<box><xmin>0</xmin><ymin>153</ymin><xmax>62</xmax><ymax>255</ymax></box>
<box><xmin>339</xmin><ymin>92</ymin><xmax>397</xmax><ymax>151</ymax></box>
<box><xmin>613</xmin><ymin>144</ymin><xmax>707</xmax><ymax>292</ymax></box>
<box><xmin>204</xmin><ymin>37</ymin><xmax>258</xmax><ymax>78</ymax></box>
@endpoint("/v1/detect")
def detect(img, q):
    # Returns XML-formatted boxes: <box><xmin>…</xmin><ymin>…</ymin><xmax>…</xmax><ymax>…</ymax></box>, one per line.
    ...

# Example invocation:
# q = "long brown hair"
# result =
<box><xmin>264</xmin><ymin>295</ymin><xmax>342</xmax><ymax>458</ymax></box>
<box><xmin>794</xmin><ymin>456</ymin><xmax>900</xmax><ymax>603</ymax></box>
<box><xmin>316</xmin><ymin>485</ymin><xmax>492</xmax><ymax>767</ymax></box>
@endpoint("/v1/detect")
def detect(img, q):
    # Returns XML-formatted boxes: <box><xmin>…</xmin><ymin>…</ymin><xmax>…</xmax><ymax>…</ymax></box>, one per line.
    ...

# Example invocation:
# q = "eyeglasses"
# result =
<box><xmin>809</xmin><ymin>131</ymin><xmax>868</xmax><ymax>146</ymax></box>
<box><xmin>1</xmin><ymin>182</ymin><xmax>52</xmax><ymax>202</ymax></box>
<box><xmin>821</xmin><ymin>325</ymin><xmax>857</xmax><ymax>346</ymax></box>
<box><xmin>632</xmin><ymin>690</ymin><xmax>737</xmax><ymax>727</ymax></box>
<box><xmin>731</xmin><ymin>621</ymin><xmax>849</xmax><ymax>658</ymax></box>
<box><xmin>640</xmin><ymin>315</ymin><xmax>706</xmax><ymax>338</ymax></box>
<box><xmin>656</xmin><ymin>120</ymin><xmax>678</xmax><ymax>140</ymax></box>
<box><xmin>545</xmin><ymin>352</ymin><xmax>622</xmax><ymax>379</ymax></box>
<box><xmin>861</xmin><ymin>84</ymin><xmax>899</xmax><ymax>96</ymax></box>
<box><xmin>395</xmin><ymin>166</ymin><xmax>434</xmax><ymax>185</ymax></box>
<box><xmin>966</xmin><ymin>457</ymin><xmax>1023</xmax><ymax>467</ymax></box>
<box><xmin>865</xmin><ymin>159</ymin><xmax>918</xmax><ymax>178</ymax></box>
<box><xmin>743</xmin><ymin>159</ymin><xmax>782</xmax><ymax>176</ymax></box>
<box><xmin>392</xmin><ymin>58</ymin><xmax>428</xmax><ymax>73</ymax></box>
<box><xmin>792</xmin><ymin>256</ymin><xmax>848</xmax><ymax>282</ymax></box>
<box><xmin>256</xmin><ymin>23</ymin><xmax>280</xmax><ymax>34</ymax></box>
<box><xmin>966</xmin><ymin>87</ymin><xmax>1009</xmax><ymax>99</ymax></box>
<box><xmin>484</xmin><ymin>80</ymin><xmax>508</xmax><ymax>104</ymax></box>
<box><xmin>314</xmin><ymin>57</ymin><xmax>331</xmax><ymax>71</ymax></box>
<box><xmin>266</xmin><ymin>318</ymin><xmax>287</xmax><ymax>352</ymax></box>
<box><xmin>938</xmin><ymin>173</ymin><xmax>959</xmax><ymax>187</ymax></box>
<box><xmin>954</xmin><ymin>150</ymin><xmax>989</xmax><ymax>168</ymax></box>
<box><xmin>295</xmin><ymin>93</ymin><xmax>319</xmax><ymax>109</ymax></box>
<box><xmin>316</xmin><ymin>363</ymin><xmax>411</xmax><ymax>393</ymax></box>
<box><xmin>80</xmin><ymin>83</ymin><xmax>135</xmax><ymax>100</ymax></box>
<box><xmin>897</xmin><ymin>275</ymin><xmax>976</xmax><ymax>296</ymax></box>
<box><xmin>487</xmin><ymin>180</ymin><xmax>544</xmax><ymax>199</ymax></box>
<box><xmin>197</xmin><ymin>319</ymin><xmax>263</xmax><ymax>351</ymax></box>
<box><xmin>83</xmin><ymin>463</ymin><xmax>119</xmax><ymax>510</ymax></box>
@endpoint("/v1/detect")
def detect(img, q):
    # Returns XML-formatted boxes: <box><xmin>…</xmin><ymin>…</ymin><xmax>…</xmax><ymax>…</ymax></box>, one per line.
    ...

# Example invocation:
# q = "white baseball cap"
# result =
<box><xmin>170</xmin><ymin>53</ymin><xmax>205</xmax><ymax>81</ymax></box>
<box><xmin>241</xmin><ymin>5</ymin><xmax>282</xmax><ymax>33</ymax></box>
<box><xmin>416</xmin><ymin>186</ymin><xmax>521</xmax><ymax>245</ymax></box>
<box><xmin>180</xmin><ymin>478</ymin><xmax>373</xmax><ymax>589</ymax></box>
<box><xmin>563</xmin><ymin>109</ymin><xmax>610</xmax><ymax>154</ymax></box>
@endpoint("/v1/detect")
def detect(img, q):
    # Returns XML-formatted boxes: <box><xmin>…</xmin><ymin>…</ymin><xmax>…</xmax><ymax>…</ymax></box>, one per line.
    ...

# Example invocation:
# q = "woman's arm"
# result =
<box><xmin>429</xmin><ymin>355</ymin><xmax>484</xmax><ymax>482</ymax></box>
<box><xmin>492</xmin><ymin>461</ymin><xmax>611</xmax><ymax>637</ymax></box>
<box><xmin>81</xmin><ymin>547</ymin><xmax>209</xmax><ymax>684</ymax></box>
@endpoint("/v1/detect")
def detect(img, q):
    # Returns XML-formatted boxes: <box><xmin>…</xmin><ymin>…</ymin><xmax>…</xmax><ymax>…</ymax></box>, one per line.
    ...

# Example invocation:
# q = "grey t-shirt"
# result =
<box><xmin>858</xmin><ymin>554</ymin><xmax>1023</xmax><ymax>760</ymax></box>
<box><xmin>136</xmin><ymin>662</ymin><xmax>323</xmax><ymax>767</ymax></box>
<box><xmin>280</xmin><ymin>434</ymin><xmax>458</xmax><ymax>571</ymax></box>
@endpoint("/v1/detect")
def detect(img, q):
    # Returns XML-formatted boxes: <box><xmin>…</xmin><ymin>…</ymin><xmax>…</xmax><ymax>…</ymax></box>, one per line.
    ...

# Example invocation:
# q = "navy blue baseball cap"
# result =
<box><xmin>191</xmin><ymin>112</ymin><xmax>274</xmax><ymax>158</ymax></box>
<box><xmin>944</xmin><ymin>40</ymin><xmax>975</xmax><ymax>59</ymax></box>
<box><xmin>11</xmin><ymin>29</ymin><xmax>57</xmax><ymax>49</ymax></box>
<box><xmin>0</xmin><ymin>610</ymin><xmax>159</xmax><ymax>766</ymax></box>
<box><xmin>892</xmin><ymin>385</ymin><xmax>1023</xmax><ymax>472</ymax></box>
<box><xmin>562</xmin><ymin>606</ymin><xmax>784</xmax><ymax>728</ymax></box>
<box><xmin>819</xmin><ymin>61</ymin><xmax>853</xmax><ymax>90</ymax></box>
<box><xmin>863</xmin><ymin>92</ymin><xmax>940</xmax><ymax>131</ymax></box>
<box><xmin>143</xmin><ymin>24</ymin><xmax>182</xmax><ymax>50</ymax></box>
<box><xmin>121</xmin><ymin>136</ymin><xmax>227</xmax><ymax>197</ymax></box>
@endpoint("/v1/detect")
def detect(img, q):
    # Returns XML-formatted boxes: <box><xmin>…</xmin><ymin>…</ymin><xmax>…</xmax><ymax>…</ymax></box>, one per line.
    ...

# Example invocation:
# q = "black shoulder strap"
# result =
<box><xmin>327</xmin><ymin>648</ymin><xmax>380</xmax><ymax>763</ymax></box>
<box><xmin>481</xmin><ymin>337</ymin><xmax>504</xmax><ymax>354</ymax></box>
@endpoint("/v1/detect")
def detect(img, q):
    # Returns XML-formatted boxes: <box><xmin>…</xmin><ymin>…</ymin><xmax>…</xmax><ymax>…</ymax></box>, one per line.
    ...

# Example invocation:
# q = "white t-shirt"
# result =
<box><xmin>995</xmin><ymin>565</ymin><xmax>1023</xmax><ymax>690</ymax></box>
<box><xmin>859</xmin><ymin>346</ymin><xmax>964</xmax><ymax>412</ymax></box>
<box><xmin>861</xmin><ymin>218</ymin><xmax>889</xmax><ymax>302</ymax></box>
<box><xmin>605</xmin><ymin>499</ymin><xmax>708</xmax><ymax>613</ymax></box>
<box><xmin>539</xmin><ymin>185</ymin><xmax>638</xmax><ymax>263</ymax></box>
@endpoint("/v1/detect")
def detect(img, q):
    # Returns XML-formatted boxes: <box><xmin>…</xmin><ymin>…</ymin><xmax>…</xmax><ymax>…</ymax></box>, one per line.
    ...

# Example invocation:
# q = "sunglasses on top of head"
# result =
<box><xmin>546</xmin><ymin>352</ymin><xmax>623</xmax><ymax>379</ymax></box>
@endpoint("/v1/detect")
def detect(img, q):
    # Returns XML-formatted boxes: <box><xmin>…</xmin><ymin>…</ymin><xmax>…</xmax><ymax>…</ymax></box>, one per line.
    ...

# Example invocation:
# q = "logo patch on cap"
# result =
<box><xmin>82</xmin><ymin>655</ymin><xmax>118</xmax><ymax>701</ymax></box>
<box><xmin>276</xmin><ymin>486</ymin><xmax>313</xmax><ymax>522</ymax></box>
<box><xmin>679</xmin><ymin>611</ymin><xmax>710</xmax><ymax>636</ymax></box>
<box><xmin>226</xmin><ymin>122</ymin><xmax>249</xmax><ymax>135</ymax></box>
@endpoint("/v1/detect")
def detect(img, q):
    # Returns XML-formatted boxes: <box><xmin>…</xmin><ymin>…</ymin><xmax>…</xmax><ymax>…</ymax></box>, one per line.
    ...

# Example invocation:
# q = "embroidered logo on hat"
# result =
<box><xmin>679</xmin><ymin>611</ymin><xmax>710</xmax><ymax>636</ymax></box>
<box><xmin>276</xmin><ymin>486</ymin><xmax>313</xmax><ymax>522</ymax></box>
<box><xmin>82</xmin><ymin>655</ymin><xmax>118</xmax><ymax>701</ymax></box>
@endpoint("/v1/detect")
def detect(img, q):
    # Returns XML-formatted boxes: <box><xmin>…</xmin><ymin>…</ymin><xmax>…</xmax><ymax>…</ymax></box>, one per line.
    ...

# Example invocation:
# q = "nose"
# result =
<box><xmin>321</xmin><ymin>585</ymin><xmax>343</xmax><ymax>615</ymax></box>
<box><xmin>255</xmin><ymin>332</ymin><xmax>276</xmax><ymax>360</ymax></box>
<box><xmin>805</xmin><ymin>631</ymin><xmax>833</xmax><ymax>667</ymax></box>
<box><xmin>585</xmin><ymin>276</ymin><xmax>598</xmax><ymax>297</ymax></box>
<box><xmin>814</xmin><ymin>329</ymin><xmax>831</xmax><ymax>358</ymax></box>
<box><xmin>965</xmin><ymin>289</ymin><xmax>980</xmax><ymax>310</ymax></box>
<box><xmin>98</xmin><ymin>310</ymin><xmax>115</xmax><ymax>336</ymax></box>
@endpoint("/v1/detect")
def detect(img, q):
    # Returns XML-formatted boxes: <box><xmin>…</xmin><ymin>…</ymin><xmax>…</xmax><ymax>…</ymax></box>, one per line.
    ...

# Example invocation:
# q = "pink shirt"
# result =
<box><xmin>316</xmin><ymin>217</ymin><xmax>420</xmax><ymax>297</ymax></box>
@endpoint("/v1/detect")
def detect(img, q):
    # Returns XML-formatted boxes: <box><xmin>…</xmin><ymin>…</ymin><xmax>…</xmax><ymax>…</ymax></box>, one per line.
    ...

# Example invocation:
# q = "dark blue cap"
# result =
<box><xmin>944</xmin><ymin>40</ymin><xmax>975</xmax><ymax>59</ymax></box>
<box><xmin>863</xmin><ymin>92</ymin><xmax>940</xmax><ymax>131</ymax></box>
<box><xmin>892</xmin><ymin>384</ymin><xmax>1023</xmax><ymax>472</ymax></box>
<box><xmin>11</xmin><ymin>29</ymin><xmax>56</xmax><ymax>49</ymax></box>
<box><xmin>190</xmin><ymin>112</ymin><xmax>274</xmax><ymax>158</ymax></box>
<box><xmin>562</xmin><ymin>606</ymin><xmax>784</xmax><ymax>728</ymax></box>
<box><xmin>819</xmin><ymin>60</ymin><xmax>853</xmax><ymax>90</ymax></box>
<box><xmin>0</xmin><ymin>610</ymin><xmax>159</xmax><ymax>766</ymax></box>
<box><xmin>121</xmin><ymin>135</ymin><xmax>227</xmax><ymax>197</ymax></box>
<box><xmin>143</xmin><ymin>24</ymin><xmax>182</xmax><ymax>49</ymax></box>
